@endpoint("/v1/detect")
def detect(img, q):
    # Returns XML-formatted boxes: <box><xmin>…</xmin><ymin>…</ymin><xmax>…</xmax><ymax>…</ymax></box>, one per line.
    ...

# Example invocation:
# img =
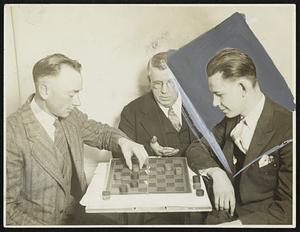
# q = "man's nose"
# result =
<box><xmin>160</xmin><ymin>82</ymin><xmax>167</xmax><ymax>94</ymax></box>
<box><xmin>72</xmin><ymin>94</ymin><xmax>81</xmax><ymax>106</ymax></box>
<box><xmin>212</xmin><ymin>95</ymin><xmax>220</xmax><ymax>107</ymax></box>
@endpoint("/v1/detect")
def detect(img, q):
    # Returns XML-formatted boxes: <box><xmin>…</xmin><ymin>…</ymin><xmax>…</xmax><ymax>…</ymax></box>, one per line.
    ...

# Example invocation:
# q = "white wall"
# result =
<box><xmin>4</xmin><ymin>4</ymin><xmax>295</xmax><ymax>183</ymax></box>
<box><xmin>4</xmin><ymin>7</ymin><xmax>20</xmax><ymax>116</ymax></box>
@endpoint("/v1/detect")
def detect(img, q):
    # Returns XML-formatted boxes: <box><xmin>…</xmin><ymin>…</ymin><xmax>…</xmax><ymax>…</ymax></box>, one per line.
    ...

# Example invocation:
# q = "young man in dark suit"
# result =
<box><xmin>6</xmin><ymin>53</ymin><xmax>148</xmax><ymax>225</ymax></box>
<box><xmin>187</xmin><ymin>48</ymin><xmax>293</xmax><ymax>225</ymax></box>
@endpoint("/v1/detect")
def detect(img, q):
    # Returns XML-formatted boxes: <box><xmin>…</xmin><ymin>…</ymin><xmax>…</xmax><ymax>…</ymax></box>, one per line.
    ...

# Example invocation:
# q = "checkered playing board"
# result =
<box><xmin>106</xmin><ymin>157</ymin><xmax>192</xmax><ymax>195</ymax></box>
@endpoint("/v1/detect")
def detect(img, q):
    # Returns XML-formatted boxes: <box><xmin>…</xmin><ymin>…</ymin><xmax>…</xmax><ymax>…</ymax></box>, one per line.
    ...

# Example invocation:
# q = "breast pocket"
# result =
<box><xmin>259</xmin><ymin>154</ymin><xmax>280</xmax><ymax>187</ymax></box>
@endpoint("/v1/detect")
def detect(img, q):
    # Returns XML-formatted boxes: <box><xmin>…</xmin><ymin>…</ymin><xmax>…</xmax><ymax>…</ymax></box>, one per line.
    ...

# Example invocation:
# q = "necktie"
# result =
<box><xmin>54</xmin><ymin>119</ymin><xmax>68</xmax><ymax>173</ymax></box>
<box><xmin>168</xmin><ymin>107</ymin><xmax>181</xmax><ymax>131</ymax></box>
<box><xmin>230</xmin><ymin>118</ymin><xmax>248</xmax><ymax>154</ymax></box>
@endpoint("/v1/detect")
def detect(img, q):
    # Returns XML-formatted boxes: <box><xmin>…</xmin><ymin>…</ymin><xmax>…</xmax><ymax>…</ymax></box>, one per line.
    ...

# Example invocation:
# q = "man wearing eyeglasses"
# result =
<box><xmin>118</xmin><ymin>51</ymin><xmax>196</xmax><ymax>159</ymax></box>
<box><xmin>116</xmin><ymin>51</ymin><xmax>198</xmax><ymax>224</ymax></box>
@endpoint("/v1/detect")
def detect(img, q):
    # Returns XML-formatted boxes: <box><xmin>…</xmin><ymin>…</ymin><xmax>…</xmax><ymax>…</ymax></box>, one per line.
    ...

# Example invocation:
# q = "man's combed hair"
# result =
<box><xmin>147</xmin><ymin>50</ymin><xmax>177</xmax><ymax>81</ymax></box>
<box><xmin>32</xmin><ymin>53</ymin><xmax>82</xmax><ymax>83</ymax></box>
<box><xmin>206</xmin><ymin>48</ymin><xmax>257</xmax><ymax>85</ymax></box>
<box><xmin>148</xmin><ymin>52</ymin><xmax>168</xmax><ymax>73</ymax></box>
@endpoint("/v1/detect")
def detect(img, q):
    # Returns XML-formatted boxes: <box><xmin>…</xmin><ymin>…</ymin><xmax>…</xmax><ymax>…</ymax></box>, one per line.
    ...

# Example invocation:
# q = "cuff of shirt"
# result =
<box><xmin>198</xmin><ymin>168</ymin><xmax>214</xmax><ymax>178</ymax></box>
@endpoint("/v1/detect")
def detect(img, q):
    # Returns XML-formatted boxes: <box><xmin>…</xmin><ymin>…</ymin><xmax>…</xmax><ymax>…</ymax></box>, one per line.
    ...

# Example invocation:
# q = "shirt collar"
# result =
<box><xmin>30</xmin><ymin>97</ymin><xmax>57</xmax><ymax>126</ymax></box>
<box><xmin>243</xmin><ymin>94</ymin><xmax>265</xmax><ymax>130</ymax></box>
<box><xmin>157</xmin><ymin>92</ymin><xmax>182</xmax><ymax>116</ymax></box>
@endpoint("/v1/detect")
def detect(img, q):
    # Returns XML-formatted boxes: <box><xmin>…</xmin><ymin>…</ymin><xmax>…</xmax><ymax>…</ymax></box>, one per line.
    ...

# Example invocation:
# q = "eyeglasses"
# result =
<box><xmin>151</xmin><ymin>80</ymin><xmax>176</xmax><ymax>90</ymax></box>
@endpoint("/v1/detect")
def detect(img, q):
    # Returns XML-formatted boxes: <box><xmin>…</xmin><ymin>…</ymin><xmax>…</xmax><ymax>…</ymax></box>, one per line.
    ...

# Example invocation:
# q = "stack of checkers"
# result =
<box><xmin>102</xmin><ymin>190</ymin><xmax>111</xmax><ymax>200</ymax></box>
<box><xmin>192</xmin><ymin>175</ymin><xmax>204</xmax><ymax>196</ymax></box>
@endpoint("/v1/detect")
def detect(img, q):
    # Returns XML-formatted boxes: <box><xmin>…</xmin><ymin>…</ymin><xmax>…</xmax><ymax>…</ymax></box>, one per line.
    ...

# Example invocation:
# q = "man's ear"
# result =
<box><xmin>38</xmin><ymin>81</ymin><xmax>50</xmax><ymax>100</ymax></box>
<box><xmin>238</xmin><ymin>78</ymin><xmax>252</xmax><ymax>97</ymax></box>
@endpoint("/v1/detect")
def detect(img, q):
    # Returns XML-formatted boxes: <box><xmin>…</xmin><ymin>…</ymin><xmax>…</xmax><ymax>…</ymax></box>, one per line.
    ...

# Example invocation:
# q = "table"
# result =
<box><xmin>80</xmin><ymin>160</ymin><xmax>212</xmax><ymax>224</ymax></box>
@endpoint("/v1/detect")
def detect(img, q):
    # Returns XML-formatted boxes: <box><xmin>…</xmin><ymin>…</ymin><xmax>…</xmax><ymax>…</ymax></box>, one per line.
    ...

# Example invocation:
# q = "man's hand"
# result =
<box><xmin>150</xmin><ymin>136</ymin><xmax>179</xmax><ymax>157</ymax></box>
<box><xmin>118</xmin><ymin>137</ymin><xmax>148</xmax><ymax>170</ymax></box>
<box><xmin>207</xmin><ymin>167</ymin><xmax>236</xmax><ymax>216</ymax></box>
<box><xmin>218</xmin><ymin>219</ymin><xmax>242</xmax><ymax>226</ymax></box>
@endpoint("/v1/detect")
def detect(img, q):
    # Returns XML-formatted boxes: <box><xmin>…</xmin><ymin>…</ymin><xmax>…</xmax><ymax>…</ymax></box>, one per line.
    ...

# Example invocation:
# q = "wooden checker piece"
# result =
<box><xmin>119</xmin><ymin>185</ymin><xmax>128</xmax><ymax>194</ymax></box>
<box><xmin>113</xmin><ymin>173</ymin><xmax>121</xmax><ymax>180</ymax></box>
<box><xmin>132</xmin><ymin>164</ymin><xmax>140</xmax><ymax>173</ymax></box>
<box><xmin>193</xmin><ymin>182</ymin><xmax>201</xmax><ymax>190</ymax></box>
<box><xmin>131</xmin><ymin>172</ymin><xmax>139</xmax><ymax>180</ymax></box>
<box><xmin>192</xmin><ymin>175</ymin><xmax>201</xmax><ymax>183</ymax></box>
<box><xmin>130</xmin><ymin>181</ymin><xmax>139</xmax><ymax>188</ymax></box>
<box><xmin>102</xmin><ymin>190</ymin><xmax>111</xmax><ymax>200</ymax></box>
<box><xmin>165</xmin><ymin>158</ymin><xmax>172</xmax><ymax>163</ymax></box>
<box><xmin>157</xmin><ymin>178</ymin><xmax>165</xmax><ymax>183</ymax></box>
<box><xmin>174</xmin><ymin>167</ymin><xmax>183</xmax><ymax>175</ymax></box>
<box><xmin>166</xmin><ymin>182</ymin><xmax>175</xmax><ymax>187</ymax></box>
<box><xmin>175</xmin><ymin>178</ymin><xmax>183</xmax><ymax>183</ymax></box>
<box><xmin>157</xmin><ymin>167</ymin><xmax>165</xmax><ymax>175</ymax></box>
<box><xmin>196</xmin><ymin>189</ymin><xmax>204</xmax><ymax>196</ymax></box>
<box><xmin>164</xmin><ymin>163</ymin><xmax>172</xmax><ymax>171</ymax></box>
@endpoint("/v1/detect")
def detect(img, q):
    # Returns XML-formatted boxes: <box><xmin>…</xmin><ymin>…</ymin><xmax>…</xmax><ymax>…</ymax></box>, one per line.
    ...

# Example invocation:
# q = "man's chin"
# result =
<box><xmin>59</xmin><ymin>112</ymin><xmax>71</xmax><ymax>118</ymax></box>
<box><xmin>157</xmin><ymin>99</ymin><xmax>172</xmax><ymax>107</ymax></box>
<box><xmin>224</xmin><ymin>112</ymin><xmax>238</xmax><ymax>118</ymax></box>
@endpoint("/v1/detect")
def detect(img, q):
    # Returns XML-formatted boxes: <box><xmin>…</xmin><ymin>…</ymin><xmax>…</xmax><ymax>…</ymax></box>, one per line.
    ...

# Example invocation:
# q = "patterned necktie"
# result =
<box><xmin>230</xmin><ymin>118</ymin><xmax>248</xmax><ymax>154</ymax></box>
<box><xmin>53</xmin><ymin>119</ymin><xmax>68</xmax><ymax>172</ymax></box>
<box><xmin>168</xmin><ymin>107</ymin><xmax>181</xmax><ymax>131</ymax></box>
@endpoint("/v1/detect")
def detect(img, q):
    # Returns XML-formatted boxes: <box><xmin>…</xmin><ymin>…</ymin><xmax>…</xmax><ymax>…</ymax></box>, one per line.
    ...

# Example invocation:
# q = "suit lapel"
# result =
<box><xmin>223</xmin><ymin>117</ymin><xmax>239</xmax><ymax>174</ymax></box>
<box><xmin>243</xmin><ymin>98</ymin><xmax>275</xmax><ymax>168</ymax></box>
<box><xmin>21</xmin><ymin>101</ymin><xmax>67</xmax><ymax>194</ymax></box>
<box><xmin>139</xmin><ymin>93</ymin><xmax>168</xmax><ymax>144</ymax></box>
<box><xmin>60</xmin><ymin>118</ymin><xmax>86</xmax><ymax>191</ymax></box>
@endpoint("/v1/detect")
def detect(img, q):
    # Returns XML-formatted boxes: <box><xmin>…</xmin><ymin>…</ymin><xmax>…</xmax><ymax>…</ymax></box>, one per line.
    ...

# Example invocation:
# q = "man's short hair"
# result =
<box><xmin>32</xmin><ymin>53</ymin><xmax>82</xmax><ymax>83</ymax></box>
<box><xmin>206</xmin><ymin>48</ymin><xmax>257</xmax><ymax>85</ymax></box>
<box><xmin>147</xmin><ymin>52</ymin><xmax>168</xmax><ymax>81</ymax></box>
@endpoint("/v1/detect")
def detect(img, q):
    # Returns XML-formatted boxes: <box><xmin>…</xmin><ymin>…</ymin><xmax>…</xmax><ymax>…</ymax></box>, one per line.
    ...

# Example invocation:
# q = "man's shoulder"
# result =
<box><xmin>122</xmin><ymin>92</ymin><xmax>155</xmax><ymax>111</ymax></box>
<box><xmin>269</xmin><ymin>98</ymin><xmax>292</xmax><ymax>123</ymax></box>
<box><xmin>265</xmin><ymin>98</ymin><xmax>292</xmax><ymax>135</ymax></box>
<box><xmin>6</xmin><ymin>103</ymin><xmax>28</xmax><ymax>126</ymax></box>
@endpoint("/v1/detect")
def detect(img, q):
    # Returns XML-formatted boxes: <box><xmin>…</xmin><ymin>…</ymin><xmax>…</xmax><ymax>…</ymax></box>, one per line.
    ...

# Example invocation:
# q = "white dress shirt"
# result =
<box><xmin>30</xmin><ymin>97</ymin><xmax>57</xmax><ymax>141</ymax></box>
<box><xmin>157</xmin><ymin>93</ymin><xmax>182</xmax><ymax>125</ymax></box>
<box><xmin>199</xmin><ymin>95</ymin><xmax>266</xmax><ymax>176</ymax></box>
<box><xmin>230</xmin><ymin>95</ymin><xmax>266</xmax><ymax>154</ymax></box>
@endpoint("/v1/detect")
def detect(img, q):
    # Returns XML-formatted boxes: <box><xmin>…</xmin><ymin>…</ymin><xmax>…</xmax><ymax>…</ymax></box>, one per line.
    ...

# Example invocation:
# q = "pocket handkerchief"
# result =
<box><xmin>258</xmin><ymin>155</ymin><xmax>274</xmax><ymax>168</ymax></box>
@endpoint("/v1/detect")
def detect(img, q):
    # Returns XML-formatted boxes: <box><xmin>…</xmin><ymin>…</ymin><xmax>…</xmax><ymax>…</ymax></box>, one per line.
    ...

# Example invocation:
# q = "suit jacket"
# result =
<box><xmin>6</xmin><ymin>94</ymin><xmax>125</xmax><ymax>225</ymax></box>
<box><xmin>187</xmin><ymin>97</ymin><xmax>292</xmax><ymax>225</ymax></box>
<box><xmin>117</xmin><ymin>92</ymin><xmax>196</xmax><ymax>157</ymax></box>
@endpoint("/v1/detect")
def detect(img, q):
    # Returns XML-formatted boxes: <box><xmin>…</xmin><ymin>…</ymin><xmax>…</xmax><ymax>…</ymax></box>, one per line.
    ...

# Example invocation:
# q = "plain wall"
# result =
<box><xmin>4</xmin><ymin>4</ymin><xmax>295</xmax><ymax>183</ymax></box>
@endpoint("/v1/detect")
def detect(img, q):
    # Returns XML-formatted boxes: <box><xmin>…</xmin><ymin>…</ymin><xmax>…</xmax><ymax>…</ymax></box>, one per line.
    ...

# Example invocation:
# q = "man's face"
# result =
<box><xmin>208</xmin><ymin>71</ymin><xmax>245</xmax><ymax>118</ymax></box>
<box><xmin>44</xmin><ymin>65</ymin><xmax>83</xmax><ymax>118</ymax></box>
<box><xmin>150</xmin><ymin>67</ymin><xmax>178</xmax><ymax>108</ymax></box>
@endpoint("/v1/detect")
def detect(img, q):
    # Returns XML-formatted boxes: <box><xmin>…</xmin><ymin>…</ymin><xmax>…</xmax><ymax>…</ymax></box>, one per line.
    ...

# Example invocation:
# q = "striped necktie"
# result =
<box><xmin>53</xmin><ymin>119</ymin><xmax>68</xmax><ymax>173</ymax></box>
<box><xmin>168</xmin><ymin>107</ymin><xmax>181</xmax><ymax>131</ymax></box>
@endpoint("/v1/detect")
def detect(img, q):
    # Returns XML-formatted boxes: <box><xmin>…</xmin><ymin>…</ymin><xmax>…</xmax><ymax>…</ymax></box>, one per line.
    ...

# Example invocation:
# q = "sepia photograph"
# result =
<box><xmin>4</xmin><ymin>4</ymin><xmax>295</xmax><ymax>228</ymax></box>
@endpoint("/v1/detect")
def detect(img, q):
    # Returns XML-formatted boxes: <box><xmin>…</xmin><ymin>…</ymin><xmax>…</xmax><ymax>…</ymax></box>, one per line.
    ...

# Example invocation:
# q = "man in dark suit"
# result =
<box><xmin>117</xmin><ymin>52</ymin><xmax>197</xmax><ymax>224</ymax></box>
<box><xmin>187</xmin><ymin>48</ymin><xmax>293</xmax><ymax>225</ymax></box>
<box><xmin>6</xmin><ymin>53</ymin><xmax>148</xmax><ymax>225</ymax></box>
<box><xmin>119</xmin><ymin>51</ymin><xmax>196</xmax><ymax>158</ymax></box>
